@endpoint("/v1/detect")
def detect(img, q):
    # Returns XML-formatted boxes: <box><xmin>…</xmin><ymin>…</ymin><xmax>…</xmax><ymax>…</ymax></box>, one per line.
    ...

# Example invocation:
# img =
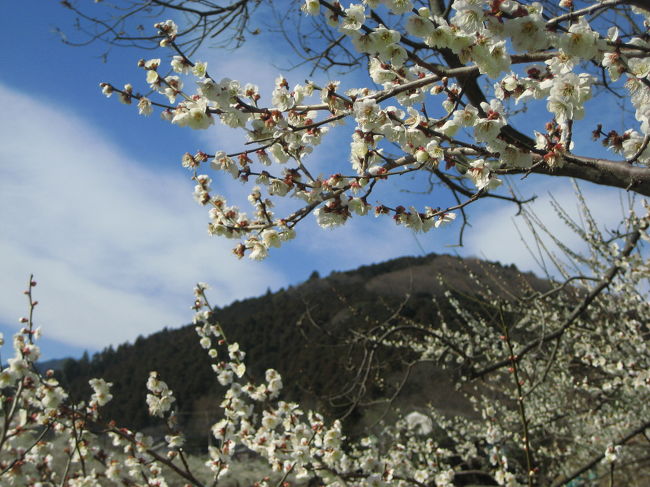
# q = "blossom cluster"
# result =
<box><xmin>98</xmin><ymin>1</ymin><xmax>649</xmax><ymax>259</ymax></box>
<box><xmin>0</xmin><ymin>279</ymin><xmax>463</xmax><ymax>487</ymax></box>
<box><xmin>351</xmin><ymin>198</ymin><xmax>650</xmax><ymax>484</ymax></box>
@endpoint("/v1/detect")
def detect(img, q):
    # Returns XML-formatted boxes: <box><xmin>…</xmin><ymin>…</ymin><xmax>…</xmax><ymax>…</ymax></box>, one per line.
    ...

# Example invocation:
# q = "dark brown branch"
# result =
<box><xmin>513</xmin><ymin>154</ymin><xmax>650</xmax><ymax>197</ymax></box>
<box><xmin>551</xmin><ymin>419</ymin><xmax>650</xmax><ymax>487</ymax></box>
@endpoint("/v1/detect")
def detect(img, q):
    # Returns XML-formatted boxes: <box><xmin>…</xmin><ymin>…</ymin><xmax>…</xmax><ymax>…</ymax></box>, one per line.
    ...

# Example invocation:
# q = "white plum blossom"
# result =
<box><xmin>433</xmin><ymin>210</ymin><xmax>457</xmax><ymax>227</ymax></box>
<box><xmin>353</xmin><ymin>98</ymin><xmax>381</xmax><ymax>131</ymax></box>
<box><xmin>473</xmin><ymin>39</ymin><xmax>511</xmax><ymax>79</ymax></box>
<box><xmin>453</xmin><ymin>104</ymin><xmax>479</xmax><ymax>127</ymax></box>
<box><xmin>604</xmin><ymin>444</ymin><xmax>622</xmax><ymax>464</ymax></box>
<box><xmin>368</xmin><ymin>58</ymin><xmax>397</xmax><ymax>85</ymax></box>
<box><xmin>559</xmin><ymin>17</ymin><xmax>602</xmax><ymax>60</ymax></box>
<box><xmin>382</xmin><ymin>43</ymin><xmax>408</xmax><ymax>67</ymax></box>
<box><xmin>100</xmin><ymin>5</ymin><xmax>650</xmax><ymax>265</ymax></box>
<box><xmin>451</xmin><ymin>0</ymin><xmax>485</xmax><ymax>34</ymax></box>
<box><xmin>171</xmin><ymin>55</ymin><xmax>191</xmax><ymax>74</ymax></box>
<box><xmin>474</xmin><ymin>100</ymin><xmax>506</xmax><ymax>142</ymax></box>
<box><xmin>40</xmin><ymin>379</ymin><xmax>68</xmax><ymax>410</ymax></box>
<box><xmin>467</xmin><ymin>158</ymin><xmax>502</xmax><ymax>190</ymax></box>
<box><xmin>247</xmin><ymin>238</ymin><xmax>269</xmax><ymax>260</ymax></box>
<box><xmin>542</xmin><ymin>72</ymin><xmax>594</xmax><ymax>123</ymax></box>
<box><xmin>505</xmin><ymin>12</ymin><xmax>551</xmax><ymax>53</ymax></box>
<box><xmin>301</xmin><ymin>0</ymin><xmax>319</xmax><ymax>15</ymax></box>
<box><xmin>155</xmin><ymin>19</ymin><xmax>178</xmax><ymax>40</ymax></box>
<box><xmin>119</xmin><ymin>83</ymin><xmax>133</xmax><ymax>104</ymax></box>
<box><xmin>8</xmin><ymin>357</ymin><xmax>29</xmax><ymax>377</ymax></box>
<box><xmin>370</xmin><ymin>25</ymin><xmax>400</xmax><ymax>52</ymax></box>
<box><xmin>435</xmin><ymin>469</ymin><xmax>456</xmax><ymax>487</ymax></box>
<box><xmin>314</xmin><ymin>203</ymin><xmax>348</xmax><ymax>228</ymax></box>
<box><xmin>137</xmin><ymin>97</ymin><xmax>153</xmax><ymax>116</ymax></box>
<box><xmin>160</xmin><ymin>76</ymin><xmax>183</xmax><ymax>103</ymax></box>
<box><xmin>146</xmin><ymin>371</ymin><xmax>176</xmax><ymax>417</ymax></box>
<box><xmin>192</xmin><ymin>61</ymin><xmax>208</xmax><ymax>78</ymax></box>
<box><xmin>211</xmin><ymin>151</ymin><xmax>239</xmax><ymax>178</ymax></box>
<box><xmin>198</xmin><ymin>77</ymin><xmax>240</xmax><ymax>108</ymax></box>
<box><xmin>622</xmin><ymin>131</ymin><xmax>650</xmax><ymax>163</ymax></box>
<box><xmin>89</xmin><ymin>378</ymin><xmax>113</xmax><ymax>407</ymax></box>
<box><xmin>386</xmin><ymin>0</ymin><xmax>413</xmax><ymax>15</ymax></box>
<box><xmin>261</xmin><ymin>228</ymin><xmax>281</xmax><ymax>248</ymax></box>
<box><xmin>5</xmin><ymin>234</ymin><xmax>650</xmax><ymax>486</ymax></box>
<box><xmin>405</xmin><ymin>12</ymin><xmax>434</xmax><ymax>39</ymax></box>
<box><xmin>340</xmin><ymin>4</ymin><xmax>366</xmax><ymax>32</ymax></box>
<box><xmin>100</xmin><ymin>82</ymin><xmax>113</xmax><ymax>97</ymax></box>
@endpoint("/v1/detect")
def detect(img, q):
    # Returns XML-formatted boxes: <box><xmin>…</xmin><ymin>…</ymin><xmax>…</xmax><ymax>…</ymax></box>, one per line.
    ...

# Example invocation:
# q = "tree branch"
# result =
<box><xmin>471</xmin><ymin>218</ymin><xmax>647</xmax><ymax>379</ymax></box>
<box><xmin>551</xmin><ymin>419</ymin><xmax>650</xmax><ymax>487</ymax></box>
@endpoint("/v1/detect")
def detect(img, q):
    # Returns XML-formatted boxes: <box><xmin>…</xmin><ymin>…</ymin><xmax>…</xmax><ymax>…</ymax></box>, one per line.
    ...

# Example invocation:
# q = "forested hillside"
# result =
<box><xmin>56</xmin><ymin>253</ymin><xmax>549</xmax><ymax>449</ymax></box>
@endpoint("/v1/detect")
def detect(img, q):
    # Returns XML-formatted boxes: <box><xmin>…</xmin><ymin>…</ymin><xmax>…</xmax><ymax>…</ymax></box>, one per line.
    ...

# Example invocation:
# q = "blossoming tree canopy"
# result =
<box><xmin>98</xmin><ymin>1</ymin><xmax>650</xmax><ymax>260</ymax></box>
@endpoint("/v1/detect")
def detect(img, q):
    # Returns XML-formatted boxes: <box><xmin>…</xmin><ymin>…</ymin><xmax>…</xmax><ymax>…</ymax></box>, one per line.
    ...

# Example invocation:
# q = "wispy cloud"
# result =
<box><xmin>0</xmin><ymin>83</ymin><xmax>288</xmax><ymax>354</ymax></box>
<box><xmin>462</xmin><ymin>178</ymin><xmax>638</xmax><ymax>276</ymax></box>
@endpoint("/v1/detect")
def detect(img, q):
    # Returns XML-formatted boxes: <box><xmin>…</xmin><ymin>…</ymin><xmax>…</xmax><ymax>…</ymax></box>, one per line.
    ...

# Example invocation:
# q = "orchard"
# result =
<box><xmin>2</xmin><ymin>1</ymin><xmax>650</xmax><ymax>485</ymax></box>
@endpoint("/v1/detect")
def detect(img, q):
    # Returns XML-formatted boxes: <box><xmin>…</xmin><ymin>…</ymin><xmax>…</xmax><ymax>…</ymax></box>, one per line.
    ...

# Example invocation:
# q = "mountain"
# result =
<box><xmin>56</xmin><ymin>252</ymin><xmax>550</xmax><ymax>450</ymax></box>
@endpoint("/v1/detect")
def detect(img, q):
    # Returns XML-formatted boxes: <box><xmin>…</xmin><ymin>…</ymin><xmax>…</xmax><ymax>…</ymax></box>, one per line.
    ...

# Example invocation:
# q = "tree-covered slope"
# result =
<box><xmin>56</xmin><ymin>252</ymin><xmax>549</xmax><ymax>448</ymax></box>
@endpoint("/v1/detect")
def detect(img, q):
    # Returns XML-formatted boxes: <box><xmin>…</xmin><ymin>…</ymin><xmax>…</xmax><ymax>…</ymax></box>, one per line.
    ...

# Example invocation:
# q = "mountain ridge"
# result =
<box><xmin>54</xmin><ymin>252</ymin><xmax>550</xmax><ymax>449</ymax></box>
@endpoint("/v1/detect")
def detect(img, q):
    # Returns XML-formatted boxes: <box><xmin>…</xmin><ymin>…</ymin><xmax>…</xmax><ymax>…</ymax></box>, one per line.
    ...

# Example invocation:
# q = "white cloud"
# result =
<box><xmin>292</xmin><ymin>214</ymin><xmax>453</xmax><ymax>271</ymax></box>
<box><xmin>0</xmin><ymin>83</ymin><xmax>287</xmax><ymax>351</ymax></box>
<box><xmin>462</xmin><ymin>178</ymin><xmax>638</xmax><ymax>276</ymax></box>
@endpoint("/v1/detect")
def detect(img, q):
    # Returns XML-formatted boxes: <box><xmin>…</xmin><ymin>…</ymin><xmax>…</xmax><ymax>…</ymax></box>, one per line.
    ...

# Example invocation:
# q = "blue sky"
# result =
<box><xmin>0</xmin><ymin>2</ymin><xmax>637</xmax><ymax>360</ymax></box>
